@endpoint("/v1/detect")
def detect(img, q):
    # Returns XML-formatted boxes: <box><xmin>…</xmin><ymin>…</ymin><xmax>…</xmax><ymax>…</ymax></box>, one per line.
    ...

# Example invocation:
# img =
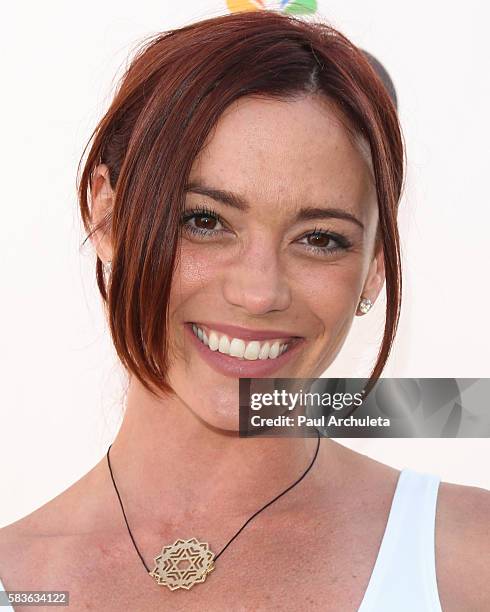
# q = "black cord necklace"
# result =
<box><xmin>106</xmin><ymin>427</ymin><xmax>321</xmax><ymax>591</ymax></box>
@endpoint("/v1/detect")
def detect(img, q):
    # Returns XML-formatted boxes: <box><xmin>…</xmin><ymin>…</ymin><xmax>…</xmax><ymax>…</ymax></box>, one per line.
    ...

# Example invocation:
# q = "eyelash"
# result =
<box><xmin>180</xmin><ymin>205</ymin><xmax>353</xmax><ymax>256</ymax></box>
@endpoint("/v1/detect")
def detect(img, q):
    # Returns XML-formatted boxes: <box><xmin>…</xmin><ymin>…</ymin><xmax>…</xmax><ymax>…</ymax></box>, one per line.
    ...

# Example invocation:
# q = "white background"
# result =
<box><xmin>1</xmin><ymin>0</ymin><xmax>488</xmax><ymax>527</ymax></box>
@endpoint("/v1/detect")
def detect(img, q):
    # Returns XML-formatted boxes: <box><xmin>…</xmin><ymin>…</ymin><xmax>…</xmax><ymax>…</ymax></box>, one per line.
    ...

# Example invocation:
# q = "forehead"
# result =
<box><xmin>189</xmin><ymin>94</ymin><xmax>376</xmax><ymax>221</ymax></box>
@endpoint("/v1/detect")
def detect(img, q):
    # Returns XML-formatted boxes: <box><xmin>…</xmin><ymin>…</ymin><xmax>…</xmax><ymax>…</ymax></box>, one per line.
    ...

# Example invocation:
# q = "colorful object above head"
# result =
<box><xmin>226</xmin><ymin>0</ymin><xmax>317</xmax><ymax>15</ymax></box>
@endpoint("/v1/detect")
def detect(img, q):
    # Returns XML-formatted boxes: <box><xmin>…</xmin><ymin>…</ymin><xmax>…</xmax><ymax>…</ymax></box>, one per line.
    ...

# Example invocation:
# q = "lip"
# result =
<box><xmin>184</xmin><ymin>322</ymin><xmax>305</xmax><ymax>378</ymax></box>
<box><xmin>188</xmin><ymin>321</ymin><xmax>302</xmax><ymax>342</ymax></box>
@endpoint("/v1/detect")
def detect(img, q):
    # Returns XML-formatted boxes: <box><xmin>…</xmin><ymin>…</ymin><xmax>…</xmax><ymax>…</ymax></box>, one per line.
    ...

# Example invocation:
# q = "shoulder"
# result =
<box><xmin>0</xmin><ymin>459</ymin><xmax>111</xmax><ymax>589</ymax></box>
<box><xmin>436</xmin><ymin>478</ymin><xmax>490</xmax><ymax>611</ymax></box>
<box><xmin>0</xmin><ymin>513</ymin><xmax>52</xmax><ymax>590</ymax></box>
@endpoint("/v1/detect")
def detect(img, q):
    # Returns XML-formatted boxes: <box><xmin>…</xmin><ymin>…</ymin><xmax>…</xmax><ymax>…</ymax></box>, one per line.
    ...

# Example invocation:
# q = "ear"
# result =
<box><xmin>89</xmin><ymin>163</ymin><xmax>114</xmax><ymax>264</ymax></box>
<box><xmin>356</xmin><ymin>239</ymin><xmax>385</xmax><ymax>316</ymax></box>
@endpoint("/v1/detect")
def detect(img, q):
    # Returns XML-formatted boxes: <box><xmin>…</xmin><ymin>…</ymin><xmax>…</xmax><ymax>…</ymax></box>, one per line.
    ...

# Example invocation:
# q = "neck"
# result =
<box><xmin>107</xmin><ymin>376</ymin><xmax>336</xmax><ymax>529</ymax></box>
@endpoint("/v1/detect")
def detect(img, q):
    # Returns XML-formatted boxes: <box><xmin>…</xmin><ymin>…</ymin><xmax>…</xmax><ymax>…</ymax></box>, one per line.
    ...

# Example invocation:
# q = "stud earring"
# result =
<box><xmin>358</xmin><ymin>297</ymin><xmax>373</xmax><ymax>315</ymax></box>
<box><xmin>104</xmin><ymin>260</ymin><xmax>112</xmax><ymax>273</ymax></box>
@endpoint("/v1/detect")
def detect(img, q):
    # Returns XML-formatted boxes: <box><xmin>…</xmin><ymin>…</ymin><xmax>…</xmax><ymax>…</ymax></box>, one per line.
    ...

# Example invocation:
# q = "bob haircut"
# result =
<box><xmin>78</xmin><ymin>10</ymin><xmax>405</xmax><ymax>399</ymax></box>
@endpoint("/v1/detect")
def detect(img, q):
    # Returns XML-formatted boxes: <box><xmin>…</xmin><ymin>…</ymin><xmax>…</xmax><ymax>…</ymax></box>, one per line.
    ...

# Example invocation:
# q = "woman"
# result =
<box><xmin>0</xmin><ymin>10</ymin><xmax>488</xmax><ymax>611</ymax></box>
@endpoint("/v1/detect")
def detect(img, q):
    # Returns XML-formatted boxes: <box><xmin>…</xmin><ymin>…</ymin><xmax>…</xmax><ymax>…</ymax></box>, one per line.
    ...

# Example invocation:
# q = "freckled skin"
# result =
<box><xmin>1</xmin><ymin>97</ymin><xmax>484</xmax><ymax>612</ymax></box>
<box><xmin>167</xmin><ymin>94</ymin><xmax>385</xmax><ymax>429</ymax></box>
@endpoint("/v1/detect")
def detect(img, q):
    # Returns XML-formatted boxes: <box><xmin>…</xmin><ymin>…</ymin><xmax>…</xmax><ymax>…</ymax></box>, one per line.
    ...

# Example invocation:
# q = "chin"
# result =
<box><xmin>187</xmin><ymin>388</ymin><xmax>241</xmax><ymax>432</ymax></box>
<box><xmin>168</xmin><ymin>364</ymin><xmax>241</xmax><ymax>431</ymax></box>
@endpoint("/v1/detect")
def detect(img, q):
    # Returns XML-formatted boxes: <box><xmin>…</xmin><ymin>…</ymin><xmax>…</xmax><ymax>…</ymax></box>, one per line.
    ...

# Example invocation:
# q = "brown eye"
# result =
<box><xmin>181</xmin><ymin>208</ymin><xmax>225</xmax><ymax>236</ymax></box>
<box><xmin>307</xmin><ymin>233</ymin><xmax>331</xmax><ymax>248</ymax></box>
<box><xmin>298</xmin><ymin>230</ymin><xmax>351</xmax><ymax>257</ymax></box>
<box><xmin>194</xmin><ymin>214</ymin><xmax>217</xmax><ymax>230</ymax></box>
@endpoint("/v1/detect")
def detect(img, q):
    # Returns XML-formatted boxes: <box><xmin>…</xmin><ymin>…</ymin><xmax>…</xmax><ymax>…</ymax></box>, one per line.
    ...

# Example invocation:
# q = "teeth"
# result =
<box><xmin>259</xmin><ymin>342</ymin><xmax>270</xmax><ymax>359</ymax></box>
<box><xmin>269</xmin><ymin>341</ymin><xmax>280</xmax><ymax>359</ymax></box>
<box><xmin>229</xmin><ymin>338</ymin><xmax>245</xmax><ymax>358</ymax></box>
<box><xmin>244</xmin><ymin>341</ymin><xmax>260</xmax><ymax>360</ymax></box>
<box><xmin>208</xmin><ymin>330</ymin><xmax>219</xmax><ymax>351</ymax></box>
<box><xmin>191</xmin><ymin>324</ymin><xmax>291</xmax><ymax>361</ymax></box>
<box><xmin>218</xmin><ymin>335</ymin><xmax>230</xmax><ymax>354</ymax></box>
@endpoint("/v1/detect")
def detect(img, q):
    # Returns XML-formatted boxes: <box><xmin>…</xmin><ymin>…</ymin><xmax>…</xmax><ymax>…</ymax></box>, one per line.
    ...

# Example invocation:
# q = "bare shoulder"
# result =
<box><xmin>0</xmin><ymin>499</ymin><xmax>65</xmax><ymax>591</ymax></box>
<box><xmin>436</xmin><ymin>478</ymin><xmax>490</xmax><ymax>611</ymax></box>
<box><xmin>0</xmin><ymin>459</ymin><xmax>110</xmax><ymax>590</ymax></box>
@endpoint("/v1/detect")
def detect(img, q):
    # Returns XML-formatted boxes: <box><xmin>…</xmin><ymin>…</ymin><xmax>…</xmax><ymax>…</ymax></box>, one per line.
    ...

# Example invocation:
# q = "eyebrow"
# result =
<box><xmin>185</xmin><ymin>181</ymin><xmax>365</xmax><ymax>230</ymax></box>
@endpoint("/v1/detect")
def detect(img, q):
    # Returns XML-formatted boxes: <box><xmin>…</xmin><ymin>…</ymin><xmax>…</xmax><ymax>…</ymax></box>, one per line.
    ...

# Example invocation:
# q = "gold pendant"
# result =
<box><xmin>149</xmin><ymin>538</ymin><xmax>215</xmax><ymax>590</ymax></box>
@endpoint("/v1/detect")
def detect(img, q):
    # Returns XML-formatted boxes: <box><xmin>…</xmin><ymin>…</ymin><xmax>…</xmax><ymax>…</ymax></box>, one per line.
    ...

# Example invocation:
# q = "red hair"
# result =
<box><xmin>77</xmin><ymin>10</ymin><xmax>405</xmax><ymax>398</ymax></box>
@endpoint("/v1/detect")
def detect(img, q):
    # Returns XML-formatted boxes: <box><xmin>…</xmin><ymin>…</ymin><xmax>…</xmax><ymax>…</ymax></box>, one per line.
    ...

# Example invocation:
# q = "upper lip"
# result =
<box><xmin>189</xmin><ymin>321</ymin><xmax>302</xmax><ymax>341</ymax></box>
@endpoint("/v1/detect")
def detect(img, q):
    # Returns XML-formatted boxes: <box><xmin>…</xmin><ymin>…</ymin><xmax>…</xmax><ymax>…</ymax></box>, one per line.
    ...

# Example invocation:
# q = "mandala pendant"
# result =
<box><xmin>149</xmin><ymin>538</ymin><xmax>216</xmax><ymax>590</ymax></box>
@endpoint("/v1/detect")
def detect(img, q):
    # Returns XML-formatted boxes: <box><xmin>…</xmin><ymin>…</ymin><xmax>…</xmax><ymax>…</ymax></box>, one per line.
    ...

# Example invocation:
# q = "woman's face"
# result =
<box><xmin>166</xmin><ymin>93</ymin><xmax>385</xmax><ymax>430</ymax></box>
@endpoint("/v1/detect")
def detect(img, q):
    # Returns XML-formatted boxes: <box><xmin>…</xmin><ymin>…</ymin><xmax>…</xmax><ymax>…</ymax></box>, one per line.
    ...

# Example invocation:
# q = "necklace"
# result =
<box><xmin>106</xmin><ymin>427</ymin><xmax>321</xmax><ymax>591</ymax></box>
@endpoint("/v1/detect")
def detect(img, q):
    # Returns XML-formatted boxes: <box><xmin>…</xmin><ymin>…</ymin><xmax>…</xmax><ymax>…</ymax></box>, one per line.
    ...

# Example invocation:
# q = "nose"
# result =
<box><xmin>222</xmin><ymin>240</ymin><xmax>292</xmax><ymax>315</ymax></box>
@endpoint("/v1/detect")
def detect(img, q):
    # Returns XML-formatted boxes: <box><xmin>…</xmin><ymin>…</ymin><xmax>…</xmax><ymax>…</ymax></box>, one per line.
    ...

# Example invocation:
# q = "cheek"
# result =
<box><xmin>290</xmin><ymin>258</ymin><xmax>364</xmax><ymax>371</ymax></box>
<box><xmin>290</xmin><ymin>257</ymin><xmax>364</xmax><ymax>320</ymax></box>
<box><xmin>170</xmin><ymin>242</ymin><xmax>366</xmax><ymax>325</ymax></box>
<box><xmin>168</xmin><ymin>245</ymin><xmax>224</xmax><ymax>311</ymax></box>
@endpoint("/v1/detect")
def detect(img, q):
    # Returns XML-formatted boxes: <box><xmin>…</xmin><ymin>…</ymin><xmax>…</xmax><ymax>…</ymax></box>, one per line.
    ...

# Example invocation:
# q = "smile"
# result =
<box><xmin>185</xmin><ymin>321</ymin><xmax>304</xmax><ymax>378</ymax></box>
<box><xmin>191</xmin><ymin>323</ymin><xmax>291</xmax><ymax>360</ymax></box>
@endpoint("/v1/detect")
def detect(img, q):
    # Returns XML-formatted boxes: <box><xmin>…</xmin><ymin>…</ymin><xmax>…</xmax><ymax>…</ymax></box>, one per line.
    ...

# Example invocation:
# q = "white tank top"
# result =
<box><xmin>357</xmin><ymin>468</ymin><xmax>442</xmax><ymax>611</ymax></box>
<box><xmin>0</xmin><ymin>468</ymin><xmax>442</xmax><ymax>611</ymax></box>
